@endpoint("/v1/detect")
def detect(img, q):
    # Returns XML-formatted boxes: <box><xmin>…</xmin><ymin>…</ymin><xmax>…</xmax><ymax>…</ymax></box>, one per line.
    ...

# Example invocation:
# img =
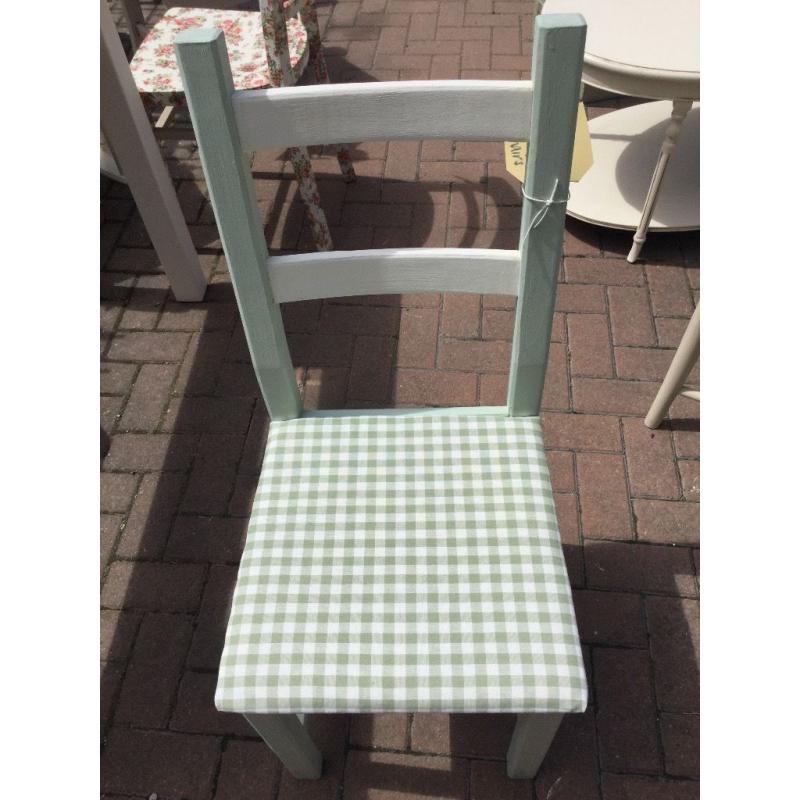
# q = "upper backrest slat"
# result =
<box><xmin>233</xmin><ymin>81</ymin><xmax>534</xmax><ymax>151</ymax></box>
<box><xmin>175</xmin><ymin>14</ymin><xmax>586</xmax><ymax>421</ymax></box>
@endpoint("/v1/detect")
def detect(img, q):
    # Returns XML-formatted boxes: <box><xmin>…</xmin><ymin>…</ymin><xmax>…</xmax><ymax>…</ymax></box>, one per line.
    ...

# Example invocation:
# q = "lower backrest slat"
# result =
<box><xmin>266</xmin><ymin>248</ymin><xmax>520</xmax><ymax>304</ymax></box>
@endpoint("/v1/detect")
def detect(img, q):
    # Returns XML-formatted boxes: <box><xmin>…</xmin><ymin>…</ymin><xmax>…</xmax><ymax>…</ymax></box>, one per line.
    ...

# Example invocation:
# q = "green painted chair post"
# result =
<box><xmin>174</xmin><ymin>28</ymin><xmax>302</xmax><ymax>421</ymax></box>
<box><xmin>507</xmin><ymin>15</ymin><xmax>585</xmax><ymax>417</ymax></box>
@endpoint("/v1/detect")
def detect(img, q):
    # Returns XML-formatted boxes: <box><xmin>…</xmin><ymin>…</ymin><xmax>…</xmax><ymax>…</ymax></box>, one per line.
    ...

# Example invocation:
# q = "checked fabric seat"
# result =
<box><xmin>175</xmin><ymin>10</ymin><xmax>588</xmax><ymax>781</ymax></box>
<box><xmin>215</xmin><ymin>413</ymin><xmax>586</xmax><ymax>715</ymax></box>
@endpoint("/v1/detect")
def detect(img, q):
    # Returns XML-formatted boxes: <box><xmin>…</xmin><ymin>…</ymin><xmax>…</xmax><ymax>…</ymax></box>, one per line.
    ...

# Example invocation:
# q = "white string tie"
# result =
<box><xmin>520</xmin><ymin>179</ymin><xmax>569</xmax><ymax>245</ymax></box>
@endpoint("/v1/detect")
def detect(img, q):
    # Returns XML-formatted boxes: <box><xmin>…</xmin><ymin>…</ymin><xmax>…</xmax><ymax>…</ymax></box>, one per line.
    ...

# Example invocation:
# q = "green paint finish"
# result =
<box><xmin>175</xmin><ymin>28</ymin><xmax>301</xmax><ymax>420</ymax></box>
<box><xmin>507</xmin><ymin>15</ymin><xmax>586</xmax><ymax>416</ymax></box>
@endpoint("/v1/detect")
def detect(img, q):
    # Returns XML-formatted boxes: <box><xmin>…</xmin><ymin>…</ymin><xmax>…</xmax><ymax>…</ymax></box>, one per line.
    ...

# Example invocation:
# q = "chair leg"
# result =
<box><xmin>334</xmin><ymin>143</ymin><xmax>357</xmax><ymax>184</ymax></box>
<box><xmin>644</xmin><ymin>303</ymin><xmax>700</xmax><ymax>429</ymax></box>
<box><xmin>307</xmin><ymin>32</ymin><xmax>356</xmax><ymax>183</ymax></box>
<box><xmin>288</xmin><ymin>146</ymin><xmax>334</xmax><ymax>251</ymax></box>
<box><xmin>244</xmin><ymin>713</ymin><xmax>323</xmax><ymax>779</ymax></box>
<box><xmin>506</xmin><ymin>712</ymin><xmax>563</xmax><ymax>779</ymax></box>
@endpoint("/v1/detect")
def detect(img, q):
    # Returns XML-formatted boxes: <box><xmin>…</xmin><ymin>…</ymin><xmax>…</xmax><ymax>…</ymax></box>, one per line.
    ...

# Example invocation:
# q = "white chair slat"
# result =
<box><xmin>233</xmin><ymin>80</ymin><xmax>534</xmax><ymax>150</ymax></box>
<box><xmin>266</xmin><ymin>247</ymin><xmax>520</xmax><ymax>303</ymax></box>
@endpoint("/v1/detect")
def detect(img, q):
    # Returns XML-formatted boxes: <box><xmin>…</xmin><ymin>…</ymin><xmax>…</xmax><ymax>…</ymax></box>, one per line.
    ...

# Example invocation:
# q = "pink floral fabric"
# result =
<box><xmin>288</xmin><ymin>146</ymin><xmax>333</xmax><ymax>251</ymax></box>
<box><xmin>129</xmin><ymin>7</ymin><xmax>307</xmax><ymax>98</ymax></box>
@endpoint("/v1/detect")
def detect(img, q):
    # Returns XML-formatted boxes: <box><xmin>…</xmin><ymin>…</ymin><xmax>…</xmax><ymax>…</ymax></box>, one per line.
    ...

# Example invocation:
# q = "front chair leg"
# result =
<box><xmin>506</xmin><ymin>712</ymin><xmax>563</xmax><ymax>779</ymax></box>
<box><xmin>244</xmin><ymin>713</ymin><xmax>323</xmax><ymax>779</ymax></box>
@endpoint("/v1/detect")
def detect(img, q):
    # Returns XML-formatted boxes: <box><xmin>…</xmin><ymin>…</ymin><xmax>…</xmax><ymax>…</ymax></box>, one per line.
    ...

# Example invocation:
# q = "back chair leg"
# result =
<box><xmin>288</xmin><ymin>146</ymin><xmax>334</xmax><ymax>251</ymax></box>
<box><xmin>334</xmin><ymin>143</ymin><xmax>356</xmax><ymax>184</ymax></box>
<box><xmin>307</xmin><ymin>30</ymin><xmax>356</xmax><ymax>183</ymax></box>
<box><xmin>506</xmin><ymin>712</ymin><xmax>563</xmax><ymax>779</ymax></box>
<box><xmin>644</xmin><ymin>302</ymin><xmax>700</xmax><ymax>429</ymax></box>
<box><xmin>244</xmin><ymin>712</ymin><xmax>323</xmax><ymax>779</ymax></box>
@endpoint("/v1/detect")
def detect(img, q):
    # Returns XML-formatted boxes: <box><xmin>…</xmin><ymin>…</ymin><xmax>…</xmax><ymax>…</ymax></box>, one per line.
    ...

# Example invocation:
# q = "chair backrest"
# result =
<box><xmin>175</xmin><ymin>13</ymin><xmax>586</xmax><ymax>422</ymax></box>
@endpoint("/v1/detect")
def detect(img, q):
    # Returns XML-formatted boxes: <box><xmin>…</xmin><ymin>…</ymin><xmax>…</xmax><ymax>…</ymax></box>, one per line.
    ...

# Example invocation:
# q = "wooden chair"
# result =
<box><xmin>175</xmin><ymin>13</ymin><xmax>587</xmax><ymax>780</ymax></box>
<box><xmin>128</xmin><ymin>0</ymin><xmax>355</xmax><ymax>251</ymax></box>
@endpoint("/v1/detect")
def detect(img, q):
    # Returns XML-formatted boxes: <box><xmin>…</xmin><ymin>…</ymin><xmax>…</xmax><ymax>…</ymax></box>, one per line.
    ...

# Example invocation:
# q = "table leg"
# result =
<box><xmin>244</xmin><ymin>713</ymin><xmax>323</xmax><ymax>779</ymax></box>
<box><xmin>506</xmin><ymin>712</ymin><xmax>563</xmax><ymax>778</ymax></box>
<box><xmin>644</xmin><ymin>303</ymin><xmax>700</xmax><ymax>429</ymax></box>
<box><xmin>627</xmin><ymin>98</ymin><xmax>692</xmax><ymax>263</ymax></box>
<box><xmin>100</xmin><ymin>0</ymin><xmax>207</xmax><ymax>301</ymax></box>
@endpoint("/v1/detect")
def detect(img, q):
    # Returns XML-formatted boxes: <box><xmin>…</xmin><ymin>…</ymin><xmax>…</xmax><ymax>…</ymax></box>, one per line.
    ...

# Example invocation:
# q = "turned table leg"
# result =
<box><xmin>245</xmin><ymin>713</ymin><xmax>323</xmax><ymax>779</ymax></box>
<box><xmin>506</xmin><ymin>712</ymin><xmax>564</xmax><ymax>779</ymax></box>
<box><xmin>627</xmin><ymin>98</ymin><xmax>693</xmax><ymax>263</ymax></box>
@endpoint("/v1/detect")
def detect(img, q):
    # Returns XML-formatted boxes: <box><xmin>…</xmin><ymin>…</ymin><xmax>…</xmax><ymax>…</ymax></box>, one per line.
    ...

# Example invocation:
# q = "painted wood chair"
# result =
<box><xmin>128</xmin><ymin>0</ymin><xmax>355</xmax><ymax>251</ymax></box>
<box><xmin>175</xmin><ymin>12</ymin><xmax>587</xmax><ymax>780</ymax></box>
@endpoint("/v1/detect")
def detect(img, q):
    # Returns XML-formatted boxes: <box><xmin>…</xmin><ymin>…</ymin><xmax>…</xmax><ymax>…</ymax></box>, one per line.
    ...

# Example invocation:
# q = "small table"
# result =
<box><xmin>545</xmin><ymin>0</ymin><xmax>700</xmax><ymax>262</ymax></box>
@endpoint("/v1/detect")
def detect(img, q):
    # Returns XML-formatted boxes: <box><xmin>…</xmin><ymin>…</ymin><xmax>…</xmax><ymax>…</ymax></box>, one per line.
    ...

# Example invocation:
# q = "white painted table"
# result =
<box><xmin>544</xmin><ymin>0</ymin><xmax>699</xmax><ymax>262</ymax></box>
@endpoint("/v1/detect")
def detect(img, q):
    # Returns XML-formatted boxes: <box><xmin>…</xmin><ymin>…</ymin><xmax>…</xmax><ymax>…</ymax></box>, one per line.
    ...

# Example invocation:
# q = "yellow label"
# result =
<box><xmin>504</xmin><ymin>101</ymin><xmax>593</xmax><ymax>184</ymax></box>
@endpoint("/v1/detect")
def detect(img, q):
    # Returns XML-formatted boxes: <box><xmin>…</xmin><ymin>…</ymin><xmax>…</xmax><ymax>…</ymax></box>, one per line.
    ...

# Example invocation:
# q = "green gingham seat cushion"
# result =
<box><xmin>215</xmin><ymin>413</ymin><xmax>587</xmax><ymax>714</ymax></box>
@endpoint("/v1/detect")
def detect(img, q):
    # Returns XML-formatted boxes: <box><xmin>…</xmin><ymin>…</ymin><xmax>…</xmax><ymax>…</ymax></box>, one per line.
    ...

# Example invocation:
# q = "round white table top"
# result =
<box><xmin>543</xmin><ymin>0</ymin><xmax>700</xmax><ymax>99</ymax></box>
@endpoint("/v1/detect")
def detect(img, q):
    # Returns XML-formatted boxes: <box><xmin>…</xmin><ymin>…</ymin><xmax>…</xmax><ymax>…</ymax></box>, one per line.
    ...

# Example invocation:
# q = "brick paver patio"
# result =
<box><xmin>101</xmin><ymin>2</ymin><xmax>700</xmax><ymax>798</ymax></box>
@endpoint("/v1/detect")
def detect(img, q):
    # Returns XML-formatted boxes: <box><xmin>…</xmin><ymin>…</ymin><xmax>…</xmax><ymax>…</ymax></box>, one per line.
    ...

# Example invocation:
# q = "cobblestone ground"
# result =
<box><xmin>101</xmin><ymin>2</ymin><xmax>700</xmax><ymax>798</ymax></box>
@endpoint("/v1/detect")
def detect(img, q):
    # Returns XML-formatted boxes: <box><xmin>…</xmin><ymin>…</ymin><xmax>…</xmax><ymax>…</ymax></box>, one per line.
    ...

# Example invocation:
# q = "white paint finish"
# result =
<box><xmin>234</xmin><ymin>80</ymin><xmax>533</xmax><ymax>150</ymax></box>
<box><xmin>542</xmin><ymin>0</ymin><xmax>699</xmax><ymax>260</ymax></box>
<box><xmin>506</xmin><ymin>712</ymin><xmax>564</xmax><ymax>778</ymax></box>
<box><xmin>645</xmin><ymin>303</ymin><xmax>699</xmax><ymax>429</ymax></box>
<box><xmin>627</xmin><ymin>98</ymin><xmax>693</xmax><ymax>262</ymax></box>
<box><xmin>544</xmin><ymin>0</ymin><xmax>699</xmax><ymax>99</ymax></box>
<box><xmin>303</xmin><ymin>406</ymin><xmax>509</xmax><ymax>419</ymax></box>
<box><xmin>100</xmin><ymin>0</ymin><xmax>207</xmax><ymax>301</ymax></box>
<box><xmin>567</xmin><ymin>101</ymin><xmax>699</xmax><ymax>232</ymax></box>
<box><xmin>267</xmin><ymin>248</ymin><xmax>520</xmax><ymax>303</ymax></box>
<box><xmin>100</xmin><ymin>129</ymin><xmax>126</xmax><ymax>183</ymax></box>
<box><xmin>244</xmin><ymin>713</ymin><xmax>323</xmax><ymax>779</ymax></box>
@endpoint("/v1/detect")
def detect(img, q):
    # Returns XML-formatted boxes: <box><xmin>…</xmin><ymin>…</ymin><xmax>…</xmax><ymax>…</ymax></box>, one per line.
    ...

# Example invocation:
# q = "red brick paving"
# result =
<box><xmin>102</xmin><ymin>2</ymin><xmax>700</xmax><ymax>798</ymax></box>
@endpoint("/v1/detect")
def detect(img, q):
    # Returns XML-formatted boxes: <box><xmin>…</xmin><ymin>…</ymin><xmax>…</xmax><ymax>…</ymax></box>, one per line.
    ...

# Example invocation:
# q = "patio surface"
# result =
<box><xmin>100</xmin><ymin>2</ymin><xmax>700</xmax><ymax>798</ymax></box>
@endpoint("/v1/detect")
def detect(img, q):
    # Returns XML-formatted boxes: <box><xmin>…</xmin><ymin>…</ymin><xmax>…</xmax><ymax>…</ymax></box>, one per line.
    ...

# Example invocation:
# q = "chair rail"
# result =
<box><xmin>233</xmin><ymin>80</ymin><xmax>534</xmax><ymax>150</ymax></box>
<box><xmin>266</xmin><ymin>247</ymin><xmax>520</xmax><ymax>303</ymax></box>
